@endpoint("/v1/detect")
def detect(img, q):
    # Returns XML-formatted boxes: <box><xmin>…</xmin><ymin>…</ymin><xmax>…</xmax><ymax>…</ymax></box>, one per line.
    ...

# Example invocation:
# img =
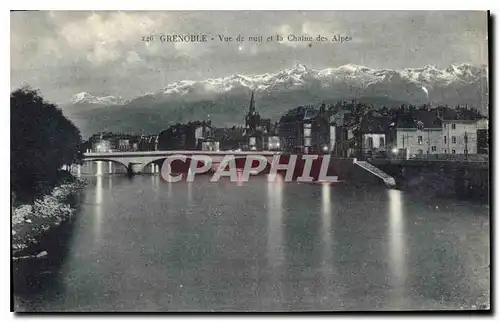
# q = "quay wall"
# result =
<box><xmin>370</xmin><ymin>160</ymin><xmax>489</xmax><ymax>200</ymax></box>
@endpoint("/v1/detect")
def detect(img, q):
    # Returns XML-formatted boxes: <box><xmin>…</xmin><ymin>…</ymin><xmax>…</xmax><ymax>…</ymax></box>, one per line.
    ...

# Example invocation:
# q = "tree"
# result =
<box><xmin>11</xmin><ymin>87</ymin><xmax>82</xmax><ymax>201</ymax></box>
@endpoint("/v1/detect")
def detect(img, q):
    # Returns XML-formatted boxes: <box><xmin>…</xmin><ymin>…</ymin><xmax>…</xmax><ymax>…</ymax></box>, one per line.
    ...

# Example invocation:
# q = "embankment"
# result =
<box><xmin>372</xmin><ymin>160</ymin><xmax>489</xmax><ymax>201</ymax></box>
<box><xmin>12</xmin><ymin>177</ymin><xmax>87</xmax><ymax>260</ymax></box>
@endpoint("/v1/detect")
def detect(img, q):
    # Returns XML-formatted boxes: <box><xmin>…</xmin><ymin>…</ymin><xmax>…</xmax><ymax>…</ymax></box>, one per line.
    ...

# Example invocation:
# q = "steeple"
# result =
<box><xmin>249</xmin><ymin>90</ymin><xmax>255</xmax><ymax>115</ymax></box>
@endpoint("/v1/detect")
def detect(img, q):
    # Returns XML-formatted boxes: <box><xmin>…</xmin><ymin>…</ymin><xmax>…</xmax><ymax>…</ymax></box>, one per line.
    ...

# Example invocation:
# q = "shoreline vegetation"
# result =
<box><xmin>12</xmin><ymin>174</ymin><xmax>87</xmax><ymax>259</ymax></box>
<box><xmin>11</xmin><ymin>87</ymin><xmax>84</xmax><ymax>264</ymax></box>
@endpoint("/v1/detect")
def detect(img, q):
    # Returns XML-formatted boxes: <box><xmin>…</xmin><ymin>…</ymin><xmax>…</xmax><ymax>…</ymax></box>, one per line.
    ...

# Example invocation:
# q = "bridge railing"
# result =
<box><xmin>83</xmin><ymin>150</ymin><xmax>282</xmax><ymax>157</ymax></box>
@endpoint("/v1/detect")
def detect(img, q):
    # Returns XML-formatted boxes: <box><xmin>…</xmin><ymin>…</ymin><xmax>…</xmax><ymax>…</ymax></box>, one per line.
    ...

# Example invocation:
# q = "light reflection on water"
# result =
<box><xmin>93</xmin><ymin>175</ymin><xmax>103</xmax><ymax>243</ymax></box>
<box><xmin>387</xmin><ymin>188</ymin><xmax>408</xmax><ymax>307</ymax></box>
<box><xmin>320</xmin><ymin>183</ymin><xmax>334</xmax><ymax>303</ymax></box>
<box><xmin>14</xmin><ymin>175</ymin><xmax>490</xmax><ymax>312</ymax></box>
<box><xmin>266</xmin><ymin>175</ymin><xmax>284</xmax><ymax>306</ymax></box>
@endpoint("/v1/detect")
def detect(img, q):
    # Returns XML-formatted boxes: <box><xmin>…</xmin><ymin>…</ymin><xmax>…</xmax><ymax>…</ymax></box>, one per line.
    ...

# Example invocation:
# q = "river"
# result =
<box><xmin>13</xmin><ymin>173</ymin><xmax>490</xmax><ymax>312</ymax></box>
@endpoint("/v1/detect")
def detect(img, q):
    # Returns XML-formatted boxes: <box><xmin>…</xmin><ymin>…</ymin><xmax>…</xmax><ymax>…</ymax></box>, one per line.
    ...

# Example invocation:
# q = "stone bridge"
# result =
<box><xmin>82</xmin><ymin>150</ymin><xmax>282</xmax><ymax>175</ymax></box>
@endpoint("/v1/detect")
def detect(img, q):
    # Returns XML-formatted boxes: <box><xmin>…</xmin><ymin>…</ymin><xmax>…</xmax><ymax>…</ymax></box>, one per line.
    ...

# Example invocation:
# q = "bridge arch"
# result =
<box><xmin>82</xmin><ymin>158</ymin><xmax>129</xmax><ymax>173</ymax></box>
<box><xmin>141</xmin><ymin>158</ymin><xmax>168</xmax><ymax>173</ymax></box>
<box><xmin>82</xmin><ymin>151</ymin><xmax>282</xmax><ymax>177</ymax></box>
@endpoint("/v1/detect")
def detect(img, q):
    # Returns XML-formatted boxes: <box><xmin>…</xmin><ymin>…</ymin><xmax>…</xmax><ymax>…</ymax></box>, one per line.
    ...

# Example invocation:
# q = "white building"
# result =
<box><xmin>441</xmin><ymin>120</ymin><xmax>478</xmax><ymax>155</ymax></box>
<box><xmin>363</xmin><ymin>133</ymin><xmax>386</xmax><ymax>151</ymax></box>
<box><xmin>396</xmin><ymin>127</ymin><xmax>443</xmax><ymax>158</ymax></box>
<box><xmin>395</xmin><ymin>108</ymin><xmax>487</xmax><ymax>158</ymax></box>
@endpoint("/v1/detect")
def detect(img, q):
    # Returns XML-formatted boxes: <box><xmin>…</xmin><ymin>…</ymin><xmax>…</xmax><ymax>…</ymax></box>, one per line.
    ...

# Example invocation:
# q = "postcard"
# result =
<box><xmin>11</xmin><ymin>10</ymin><xmax>490</xmax><ymax>312</ymax></box>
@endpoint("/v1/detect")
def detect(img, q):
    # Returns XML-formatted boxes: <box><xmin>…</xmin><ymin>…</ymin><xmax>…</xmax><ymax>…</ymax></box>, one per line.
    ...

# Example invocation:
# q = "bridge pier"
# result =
<box><xmin>127</xmin><ymin>162</ymin><xmax>144</xmax><ymax>176</ymax></box>
<box><xmin>151</xmin><ymin>163</ymin><xmax>160</xmax><ymax>174</ymax></box>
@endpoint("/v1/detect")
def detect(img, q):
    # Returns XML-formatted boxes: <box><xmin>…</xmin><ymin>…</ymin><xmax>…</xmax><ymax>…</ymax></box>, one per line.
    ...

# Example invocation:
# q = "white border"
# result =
<box><xmin>2</xmin><ymin>1</ymin><xmax>498</xmax><ymax>10</ymax></box>
<box><xmin>2</xmin><ymin>2</ymin><xmax>498</xmax><ymax>320</ymax></box>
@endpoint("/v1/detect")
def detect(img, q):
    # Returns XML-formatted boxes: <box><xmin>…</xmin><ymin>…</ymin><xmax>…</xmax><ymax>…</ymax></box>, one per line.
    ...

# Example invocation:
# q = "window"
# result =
<box><xmin>444</xmin><ymin>136</ymin><xmax>447</xmax><ymax>144</ymax></box>
<box><xmin>444</xmin><ymin>124</ymin><xmax>447</xmax><ymax>128</ymax></box>
<box><xmin>367</xmin><ymin>137</ymin><xmax>373</xmax><ymax>148</ymax></box>
<box><xmin>452</xmin><ymin>124</ymin><xmax>456</xmax><ymax>130</ymax></box>
<box><xmin>452</xmin><ymin>136</ymin><xmax>456</xmax><ymax>144</ymax></box>
<box><xmin>431</xmin><ymin>146</ymin><xmax>436</xmax><ymax>152</ymax></box>
<box><xmin>444</xmin><ymin>149</ymin><xmax>447</xmax><ymax>154</ymax></box>
<box><xmin>380</xmin><ymin>137</ymin><xmax>385</xmax><ymax>148</ymax></box>
<box><xmin>418</xmin><ymin>136</ymin><xmax>423</xmax><ymax>144</ymax></box>
<box><xmin>452</xmin><ymin>149</ymin><xmax>456</xmax><ymax>154</ymax></box>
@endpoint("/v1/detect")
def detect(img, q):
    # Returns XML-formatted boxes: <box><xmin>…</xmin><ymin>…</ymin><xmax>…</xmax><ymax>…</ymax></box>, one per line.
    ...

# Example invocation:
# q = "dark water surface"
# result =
<box><xmin>14</xmin><ymin>174</ymin><xmax>490</xmax><ymax>312</ymax></box>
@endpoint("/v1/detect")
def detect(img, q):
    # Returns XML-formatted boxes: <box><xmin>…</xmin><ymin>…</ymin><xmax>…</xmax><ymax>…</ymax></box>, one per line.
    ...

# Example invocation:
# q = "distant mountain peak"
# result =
<box><xmin>69</xmin><ymin>62</ymin><xmax>487</xmax><ymax>119</ymax></box>
<box><xmin>292</xmin><ymin>63</ymin><xmax>308</xmax><ymax>72</ymax></box>
<box><xmin>71</xmin><ymin>92</ymin><xmax>129</xmax><ymax>105</ymax></box>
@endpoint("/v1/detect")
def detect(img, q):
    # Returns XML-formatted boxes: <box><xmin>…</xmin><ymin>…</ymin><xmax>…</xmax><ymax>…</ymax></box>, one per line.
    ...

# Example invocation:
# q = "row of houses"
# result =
<box><xmin>393</xmin><ymin>107</ymin><xmax>488</xmax><ymax>158</ymax></box>
<box><xmin>329</xmin><ymin>103</ymin><xmax>488</xmax><ymax>159</ymax></box>
<box><xmin>274</xmin><ymin>100</ymin><xmax>488</xmax><ymax>159</ymax></box>
<box><xmin>83</xmin><ymin>133</ymin><xmax>158</xmax><ymax>153</ymax></box>
<box><xmin>83</xmin><ymin>94</ymin><xmax>489</xmax><ymax>160</ymax></box>
<box><xmin>155</xmin><ymin>91</ymin><xmax>281</xmax><ymax>152</ymax></box>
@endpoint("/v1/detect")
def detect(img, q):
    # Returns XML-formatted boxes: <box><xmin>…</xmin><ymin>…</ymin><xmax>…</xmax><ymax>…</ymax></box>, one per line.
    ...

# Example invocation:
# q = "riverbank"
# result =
<box><xmin>368</xmin><ymin>161</ymin><xmax>490</xmax><ymax>202</ymax></box>
<box><xmin>12</xmin><ymin>177</ymin><xmax>87</xmax><ymax>259</ymax></box>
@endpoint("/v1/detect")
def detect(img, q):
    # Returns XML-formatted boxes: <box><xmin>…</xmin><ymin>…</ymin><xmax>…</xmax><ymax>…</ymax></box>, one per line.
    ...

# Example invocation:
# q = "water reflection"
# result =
<box><xmin>320</xmin><ymin>183</ymin><xmax>334</xmax><ymax>303</ymax></box>
<box><xmin>187</xmin><ymin>181</ymin><xmax>193</xmax><ymax>203</ymax></box>
<box><xmin>15</xmin><ymin>175</ymin><xmax>489</xmax><ymax>312</ymax></box>
<box><xmin>387</xmin><ymin>189</ymin><xmax>408</xmax><ymax>305</ymax></box>
<box><xmin>94</xmin><ymin>175</ymin><xmax>103</xmax><ymax>243</ymax></box>
<box><xmin>266</xmin><ymin>175</ymin><xmax>284</xmax><ymax>306</ymax></box>
<box><xmin>167</xmin><ymin>178</ymin><xmax>172</xmax><ymax>199</ymax></box>
<box><xmin>151</xmin><ymin>174</ymin><xmax>159</xmax><ymax>193</ymax></box>
<box><xmin>236</xmin><ymin>169</ymin><xmax>244</xmax><ymax>187</ymax></box>
<box><xmin>96</xmin><ymin>161</ymin><xmax>103</xmax><ymax>176</ymax></box>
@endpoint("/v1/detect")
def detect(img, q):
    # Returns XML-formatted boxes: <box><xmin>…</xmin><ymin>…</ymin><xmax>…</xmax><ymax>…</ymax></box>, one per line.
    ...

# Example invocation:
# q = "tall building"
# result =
<box><xmin>245</xmin><ymin>91</ymin><xmax>260</xmax><ymax>136</ymax></box>
<box><xmin>439</xmin><ymin>108</ymin><xmax>486</xmax><ymax>155</ymax></box>
<box><xmin>243</xmin><ymin>91</ymin><xmax>273</xmax><ymax>150</ymax></box>
<box><xmin>277</xmin><ymin>105</ymin><xmax>331</xmax><ymax>153</ymax></box>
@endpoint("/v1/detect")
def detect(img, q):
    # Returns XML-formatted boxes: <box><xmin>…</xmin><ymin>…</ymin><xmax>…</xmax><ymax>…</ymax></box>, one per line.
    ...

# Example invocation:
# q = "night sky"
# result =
<box><xmin>11</xmin><ymin>10</ymin><xmax>488</xmax><ymax>103</ymax></box>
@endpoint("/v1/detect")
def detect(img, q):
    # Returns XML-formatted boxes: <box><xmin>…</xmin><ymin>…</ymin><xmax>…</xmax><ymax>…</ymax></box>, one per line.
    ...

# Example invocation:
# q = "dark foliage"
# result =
<box><xmin>11</xmin><ymin>87</ymin><xmax>82</xmax><ymax>201</ymax></box>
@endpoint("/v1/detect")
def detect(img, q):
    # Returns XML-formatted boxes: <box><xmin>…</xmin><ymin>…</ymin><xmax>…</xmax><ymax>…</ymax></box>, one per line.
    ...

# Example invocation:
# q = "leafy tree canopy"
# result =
<box><xmin>11</xmin><ymin>87</ymin><xmax>82</xmax><ymax>201</ymax></box>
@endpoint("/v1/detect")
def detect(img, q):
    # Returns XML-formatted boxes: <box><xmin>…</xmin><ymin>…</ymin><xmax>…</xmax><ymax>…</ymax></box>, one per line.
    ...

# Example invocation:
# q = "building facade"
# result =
<box><xmin>393</xmin><ymin>107</ymin><xmax>487</xmax><ymax>158</ymax></box>
<box><xmin>395</xmin><ymin>127</ymin><xmax>443</xmax><ymax>157</ymax></box>
<box><xmin>278</xmin><ymin>105</ymin><xmax>331</xmax><ymax>154</ymax></box>
<box><xmin>394</xmin><ymin>110</ymin><xmax>443</xmax><ymax>158</ymax></box>
<box><xmin>441</xmin><ymin>120</ymin><xmax>478</xmax><ymax>154</ymax></box>
<box><xmin>244</xmin><ymin>91</ymin><xmax>275</xmax><ymax>150</ymax></box>
<box><xmin>158</xmin><ymin>121</ymin><xmax>214</xmax><ymax>150</ymax></box>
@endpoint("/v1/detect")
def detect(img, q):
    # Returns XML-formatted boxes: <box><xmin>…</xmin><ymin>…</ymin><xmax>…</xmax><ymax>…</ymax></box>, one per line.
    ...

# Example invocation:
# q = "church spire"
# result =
<box><xmin>249</xmin><ymin>90</ymin><xmax>255</xmax><ymax>115</ymax></box>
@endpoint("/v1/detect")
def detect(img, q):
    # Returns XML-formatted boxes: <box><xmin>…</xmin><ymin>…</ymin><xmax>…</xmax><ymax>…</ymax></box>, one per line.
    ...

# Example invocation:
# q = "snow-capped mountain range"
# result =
<box><xmin>65</xmin><ymin>63</ymin><xmax>488</xmax><ymax>136</ymax></box>
<box><xmin>70</xmin><ymin>63</ymin><xmax>488</xmax><ymax>107</ymax></box>
<box><xmin>71</xmin><ymin>92</ymin><xmax>130</xmax><ymax>105</ymax></box>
